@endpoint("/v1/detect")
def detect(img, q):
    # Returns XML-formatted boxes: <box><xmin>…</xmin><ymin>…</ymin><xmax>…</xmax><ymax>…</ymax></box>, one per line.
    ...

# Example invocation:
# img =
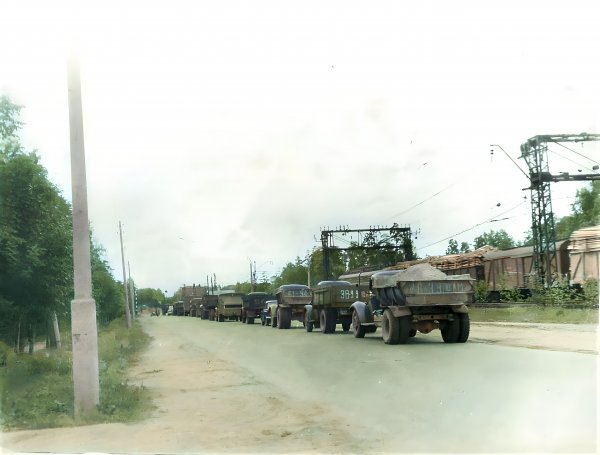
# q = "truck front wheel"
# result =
<box><xmin>305</xmin><ymin>311</ymin><xmax>314</xmax><ymax>332</ymax></box>
<box><xmin>352</xmin><ymin>310</ymin><xmax>366</xmax><ymax>338</ymax></box>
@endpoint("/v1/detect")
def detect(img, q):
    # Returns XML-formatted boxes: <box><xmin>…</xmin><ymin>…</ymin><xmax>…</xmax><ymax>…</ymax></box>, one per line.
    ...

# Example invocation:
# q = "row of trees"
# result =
<box><xmin>0</xmin><ymin>95</ymin><xmax>125</xmax><ymax>351</ymax></box>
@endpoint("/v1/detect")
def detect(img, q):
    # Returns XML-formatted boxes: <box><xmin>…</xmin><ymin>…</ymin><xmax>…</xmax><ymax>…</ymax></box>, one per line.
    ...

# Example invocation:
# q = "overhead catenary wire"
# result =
<box><xmin>555</xmin><ymin>141</ymin><xmax>600</xmax><ymax>166</ymax></box>
<box><xmin>547</xmin><ymin>147</ymin><xmax>600</xmax><ymax>174</ymax></box>
<box><xmin>418</xmin><ymin>201</ymin><xmax>527</xmax><ymax>251</ymax></box>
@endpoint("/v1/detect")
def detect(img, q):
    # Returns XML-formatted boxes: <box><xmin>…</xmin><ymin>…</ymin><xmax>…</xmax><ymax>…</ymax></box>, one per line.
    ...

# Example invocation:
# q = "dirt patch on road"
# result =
<box><xmin>470</xmin><ymin>322</ymin><xmax>598</xmax><ymax>355</ymax></box>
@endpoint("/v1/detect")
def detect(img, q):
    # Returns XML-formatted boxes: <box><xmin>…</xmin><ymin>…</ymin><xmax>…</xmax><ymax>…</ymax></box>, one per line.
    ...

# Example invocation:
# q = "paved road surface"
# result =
<box><xmin>2</xmin><ymin>316</ymin><xmax>597</xmax><ymax>454</ymax></box>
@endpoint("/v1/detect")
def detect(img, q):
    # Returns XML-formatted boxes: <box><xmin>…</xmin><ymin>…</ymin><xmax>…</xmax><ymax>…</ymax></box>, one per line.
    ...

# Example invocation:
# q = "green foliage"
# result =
<box><xmin>581</xmin><ymin>279</ymin><xmax>599</xmax><ymax>306</ymax></box>
<box><xmin>556</xmin><ymin>182</ymin><xmax>600</xmax><ymax>239</ymax></box>
<box><xmin>0</xmin><ymin>318</ymin><xmax>153</xmax><ymax>430</ymax></box>
<box><xmin>446</xmin><ymin>239</ymin><xmax>459</xmax><ymax>255</ymax></box>
<box><xmin>137</xmin><ymin>288</ymin><xmax>165</xmax><ymax>308</ymax></box>
<box><xmin>0</xmin><ymin>95</ymin><xmax>24</xmax><ymax>141</ymax></box>
<box><xmin>309</xmin><ymin>248</ymin><xmax>346</xmax><ymax>284</ymax></box>
<box><xmin>473</xmin><ymin>280</ymin><xmax>489</xmax><ymax>303</ymax></box>
<box><xmin>473</xmin><ymin>229</ymin><xmax>517</xmax><ymax>250</ymax></box>
<box><xmin>469</xmin><ymin>306</ymin><xmax>598</xmax><ymax>324</ymax></box>
<box><xmin>0</xmin><ymin>151</ymin><xmax>73</xmax><ymax>344</ymax></box>
<box><xmin>271</xmin><ymin>257</ymin><xmax>308</xmax><ymax>289</ymax></box>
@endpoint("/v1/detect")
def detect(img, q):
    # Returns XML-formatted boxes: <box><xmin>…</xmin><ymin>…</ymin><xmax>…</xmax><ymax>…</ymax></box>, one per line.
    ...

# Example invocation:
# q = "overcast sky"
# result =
<box><xmin>2</xmin><ymin>0</ymin><xmax>599</xmax><ymax>294</ymax></box>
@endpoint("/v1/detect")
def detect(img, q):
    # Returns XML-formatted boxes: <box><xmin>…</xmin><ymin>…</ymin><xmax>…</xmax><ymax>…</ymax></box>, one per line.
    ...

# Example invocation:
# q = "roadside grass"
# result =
<box><xmin>0</xmin><ymin>317</ymin><xmax>154</xmax><ymax>430</ymax></box>
<box><xmin>469</xmin><ymin>306</ymin><xmax>599</xmax><ymax>324</ymax></box>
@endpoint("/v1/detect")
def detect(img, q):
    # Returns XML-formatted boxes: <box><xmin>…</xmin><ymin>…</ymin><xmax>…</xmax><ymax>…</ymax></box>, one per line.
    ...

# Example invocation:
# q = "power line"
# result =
<box><xmin>419</xmin><ymin>201</ymin><xmax>526</xmax><ymax>250</ymax></box>
<box><xmin>555</xmin><ymin>141</ymin><xmax>600</xmax><ymax>165</ymax></box>
<box><xmin>547</xmin><ymin>146</ymin><xmax>599</xmax><ymax>174</ymax></box>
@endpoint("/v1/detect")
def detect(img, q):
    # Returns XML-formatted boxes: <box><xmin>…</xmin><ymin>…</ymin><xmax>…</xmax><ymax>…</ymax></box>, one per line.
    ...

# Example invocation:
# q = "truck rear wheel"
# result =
<box><xmin>457</xmin><ymin>313</ymin><xmax>470</xmax><ymax>343</ymax></box>
<box><xmin>246</xmin><ymin>317</ymin><xmax>255</xmax><ymax>324</ymax></box>
<box><xmin>320</xmin><ymin>309</ymin><xmax>336</xmax><ymax>334</ymax></box>
<box><xmin>382</xmin><ymin>309</ymin><xmax>400</xmax><ymax>344</ymax></box>
<box><xmin>341</xmin><ymin>321</ymin><xmax>351</xmax><ymax>332</ymax></box>
<box><xmin>441</xmin><ymin>317</ymin><xmax>460</xmax><ymax>343</ymax></box>
<box><xmin>277</xmin><ymin>308</ymin><xmax>291</xmax><ymax>329</ymax></box>
<box><xmin>352</xmin><ymin>310</ymin><xmax>366</xmax><ymax>338</ymax></box>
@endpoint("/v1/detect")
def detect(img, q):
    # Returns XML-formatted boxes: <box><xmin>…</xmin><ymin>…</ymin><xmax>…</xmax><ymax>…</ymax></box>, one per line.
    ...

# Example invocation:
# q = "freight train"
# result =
<box><xmin>339</xmin><ymin>226</ymin><xmax>599</xmax><ymax>301</ymax></box>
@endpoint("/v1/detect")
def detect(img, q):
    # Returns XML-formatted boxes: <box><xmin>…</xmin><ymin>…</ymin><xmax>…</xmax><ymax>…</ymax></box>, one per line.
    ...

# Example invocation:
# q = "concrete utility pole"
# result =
<box><xmin>68</xmin><ymin>56</ymin><xmax>100</xmax><ymax>416</ymax></box>
<box><xmin>119</xmin><ymin>221</ymin><xmax>132</xmax><ymax>328</ymax></box>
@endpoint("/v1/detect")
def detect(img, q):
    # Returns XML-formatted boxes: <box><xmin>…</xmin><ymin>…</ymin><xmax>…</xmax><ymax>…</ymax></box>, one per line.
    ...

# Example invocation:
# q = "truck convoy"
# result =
<box><xmin>350</xmin><ymin>263</ymin><xmax>474</xmax><ymax>344</ymax></box>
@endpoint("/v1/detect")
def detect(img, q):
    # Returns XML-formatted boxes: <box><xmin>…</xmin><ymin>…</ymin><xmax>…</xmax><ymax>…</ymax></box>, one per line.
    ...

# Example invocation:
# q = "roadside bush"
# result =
<box><xmin>582</xmin><ymin>279</ymin><xmax>598</xmax><ymax>306</ymax></box>
<box><xmin>473</xmin><ymin>280</ymin><xmax>489</xmax><ymax>303</ymax></box>
<box><xmin>0</xmin><ymin>318</ymin><xmax>153</xmax><ymax>430</ymax></box>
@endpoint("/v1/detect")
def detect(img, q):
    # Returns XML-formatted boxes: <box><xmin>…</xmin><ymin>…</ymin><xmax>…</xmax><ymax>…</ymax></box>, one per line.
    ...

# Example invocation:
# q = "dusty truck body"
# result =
<box><xmin>351</xmin><ymin>263</ymin><xmax>473</xmax><ymax>344</ymax></box>
<box><xmin>200</xmin><ymin>294</ymin><xmax>219</xmax><ymax>320</ymax></box>
<box><xmin>241</xmin><ymin>292</ymin><xmax>275</xmax><ymax>324</ymax></box>
<box><xmin>216</xmin><ymin>292</ymin><xmax>244</xmax><ymax>322</ymax></box>
<box><xmin>270</xmin><ymin>284</ymin><xmax>312</xmax><ymax>329</ymax></box>
<box><xmin>305</xmin><ymin>281</ymin><xmax>370</xmax><ymax>333</ymax></box>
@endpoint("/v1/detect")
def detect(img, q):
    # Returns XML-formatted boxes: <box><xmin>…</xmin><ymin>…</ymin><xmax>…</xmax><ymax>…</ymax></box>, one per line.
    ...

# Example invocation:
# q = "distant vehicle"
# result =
<box><xmin>173</xmin><ymin>301</ymin><xmax>184</xmax><ymax>316</ymax></box>
<box><xmin>271</xmin><ymin>284</ymin><xmax>312</xmax><ymax>329</ymax></box>
<box><xmin>304</xmin><ymin>281</ymin><xmax>369</xmax><ymax>333</ymax></box>
<box><xmin>241</xmin><ymin>292</ymin><xmax>275</xmax><ymax>324</ymax></box>
<box><xmin>351</xmin><ymin>264</ymin><xmax>474</xmax><ymax>344</ymax></box>
<box><xmin>216</xmin><ymin>291</ymin><xmax>244</xmax><ymax>322</ymax></box>
<box><xmin>200</xmin><ymin>294</ymin><xmax>219</xmax><ymax>320</ymax></box>
<box><xmin>261</xmin><ymin>299</ymin><xmax>277</xmax><ymax>326</ymax></box>
<box><xmin>166</xmin><ymin>305</ymin><xmax>174</xmax><ymax>316</ymax></box>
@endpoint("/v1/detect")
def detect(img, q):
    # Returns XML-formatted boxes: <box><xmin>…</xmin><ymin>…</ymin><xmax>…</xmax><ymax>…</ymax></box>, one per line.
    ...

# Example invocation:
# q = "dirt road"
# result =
<box><xmin>2</xmin><ymin>317</ymin><xmax>597</xmax><ymax>454</ymax></box>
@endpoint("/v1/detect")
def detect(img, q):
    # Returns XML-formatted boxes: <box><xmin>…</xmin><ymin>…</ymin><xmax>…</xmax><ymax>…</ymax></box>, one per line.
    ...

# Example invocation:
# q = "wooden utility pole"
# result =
<box><xmin>119</xmin><ymin>221</ymin><xmax>132</xmax><ymax>328</ymax></box>
<box><xmin>68</xmin><ymin>56</ymin><xmax>100</xmax><ymax>416</ymax></box>
<box><xmin>128</xmin><ymin>261</ymin><xmax>135</xmax><ymax>319</ymax></box>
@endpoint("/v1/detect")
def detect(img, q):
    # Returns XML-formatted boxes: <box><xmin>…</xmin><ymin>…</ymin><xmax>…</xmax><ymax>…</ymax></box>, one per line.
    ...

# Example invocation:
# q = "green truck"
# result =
<box><xmin>241</xmin><ymin>292</ymin><xmax>275</xmax><ymax>324</ymax></box>
<box><xmin>269</xmin><ymin>284</ymin><xmax>312</xmax><ymax>329</ymax></box>
<box><xmin>350</xmin><ymin>263</ymin><xmax>473</xmax><ymax>344</ymax></box>
<box><xmin>304</xmin><ymin>281</ymin><xmax>370</xmax><ymax>333</ymax></box>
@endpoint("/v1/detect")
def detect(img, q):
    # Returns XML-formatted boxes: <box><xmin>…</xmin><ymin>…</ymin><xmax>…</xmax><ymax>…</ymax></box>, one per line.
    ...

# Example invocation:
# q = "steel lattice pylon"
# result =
<box><xmin>520</xmin><ymin>133</ymin><xmax>600</xmax><ymax>286</ymax></box>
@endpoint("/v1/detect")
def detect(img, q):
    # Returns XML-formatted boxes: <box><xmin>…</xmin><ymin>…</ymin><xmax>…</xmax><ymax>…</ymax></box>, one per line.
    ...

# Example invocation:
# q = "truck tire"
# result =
<box><xmin>320</xmin><ymin>309</ymin><xmax>336</xmax><ymax>334</ymax></box>
<box><xmin>398</xmin><ymin>316</ymin><xmax>412</xmax><ymax>344</ymax></box>
<box><xmin>278</xmin><ymin>307</ymin><xmax>291</xmax><ymax>329</ymax></box>
<box><xmin>457</xmin><ymin>313</ymin><xmax>470</xmax><ymax>343</ymax></box>
<box><xmin>341</xmin><ymin>321</ymin><xmax>351</xmax><ymax>332</ymax></box>
<box><xmin>246</xmin><ymin>317</ymin><xmax>255</xmax><ymax>324</ymax></box>
<box><xmin>409</xmin><ymin>329</ymin><xmax>417</xmax><ymax>337</ymax></box>
<box><xmin>352</xmin><ymin>310</ymin><xmax>366</xmax><ymax>338</ymax></box>
<box><xmin>441</xmin><ymin>317</ymin><xmax>460</xmax><ymax>343</ymax></box>
<box><xmin>305</xmin><ymin>311</ymin><xmax>314</xmax><ymax>332</ymax></box>
<box><xmin>382</xmin><ymin>309</ymin><xmax>400</xmax><ymax>344</ymax></box>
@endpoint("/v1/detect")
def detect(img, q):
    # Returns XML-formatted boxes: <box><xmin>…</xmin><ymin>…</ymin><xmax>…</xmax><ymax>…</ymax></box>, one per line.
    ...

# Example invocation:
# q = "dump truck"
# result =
<box><xmin>350</xmin><ymin>263</ymin><xmax>473</xmax><ymax>344</ymax></box>
<box><xmin>270</xmin><ymin>284</ymin><xmax>312</xmax><ymax>329</ymax></box>
<box><xmin>304</xmin><ymin>281</ymin><xmax>370</xmax><ymax>333</ymax></box>
<box><xmin>241</xmin><ymin>292</ymin><xmax>275</xmax><ymax>324</ymax></box>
